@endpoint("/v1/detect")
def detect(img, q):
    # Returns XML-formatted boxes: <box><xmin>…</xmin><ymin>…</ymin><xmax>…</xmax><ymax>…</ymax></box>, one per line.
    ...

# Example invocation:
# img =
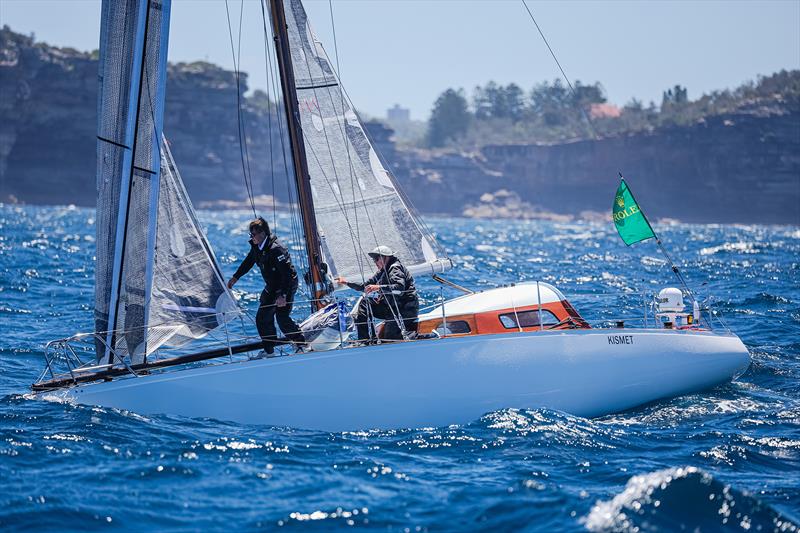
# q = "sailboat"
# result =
<box><xmin>32</xmin><ymin>0</ymin><xmax>749</xmax><ymax>432</ymax></box>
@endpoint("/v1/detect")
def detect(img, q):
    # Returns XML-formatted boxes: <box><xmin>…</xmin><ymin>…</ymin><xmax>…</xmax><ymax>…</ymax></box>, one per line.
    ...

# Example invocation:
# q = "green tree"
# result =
<box><xmin>426</xmin><ymin>88</ymin><xmax>471</xmax><ymax>147</ymax></box>
<box><xmin>473</xmin><ymin>82</ymin><xmax>495</xmax><ymax>120</ymax></box>
<box><xmin>661</xmin><ymin>84</ymin><xmax>688</xmax><ymax>110</ymax></box>
<box><xmin>571</xmin><ymin>80</ymin><xmax>607</xmax><ymax>108</ymax></box>
<box><xmin>473</xmin><ymin>82</ymin><xmax>525</xmax><ymax>121</ymax></box>
<box><xmin>529</xmin><ymin>79</ymin><xmax>570</xmax><ymax>126</ymax></box>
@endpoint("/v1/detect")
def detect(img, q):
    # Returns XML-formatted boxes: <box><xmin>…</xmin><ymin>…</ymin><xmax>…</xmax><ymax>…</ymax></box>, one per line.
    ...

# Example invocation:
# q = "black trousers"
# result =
<box><xmin>256</xmin><ymin>290</ymin><xmax>304</xmax><ymax>354</ymax></box>
<box><xmin>355</xmin><ymin>296</ymin><xmax>418</xmax><ymax>341</ymax></box>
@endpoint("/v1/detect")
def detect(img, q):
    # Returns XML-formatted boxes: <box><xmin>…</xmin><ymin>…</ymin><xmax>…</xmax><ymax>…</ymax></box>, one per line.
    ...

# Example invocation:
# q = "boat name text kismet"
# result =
<box><xmin>608</xmin><ymin>335</ymin><xmax>634</xmax><ymax>345</ymax></box>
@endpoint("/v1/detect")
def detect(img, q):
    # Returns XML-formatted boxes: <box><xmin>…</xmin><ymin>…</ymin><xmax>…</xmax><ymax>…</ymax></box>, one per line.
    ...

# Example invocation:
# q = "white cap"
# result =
<box><xmin>368</xmin><ymin>245</ymin><xmax>395</xmax><ymax>259</ymax></box>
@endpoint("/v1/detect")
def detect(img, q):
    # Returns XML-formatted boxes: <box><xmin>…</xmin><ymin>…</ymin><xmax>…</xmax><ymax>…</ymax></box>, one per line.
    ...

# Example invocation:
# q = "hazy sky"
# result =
<box><xmin>3</xmin><ymin>0</ymin><xmax>799</xmax><ymax>120</ymax></box>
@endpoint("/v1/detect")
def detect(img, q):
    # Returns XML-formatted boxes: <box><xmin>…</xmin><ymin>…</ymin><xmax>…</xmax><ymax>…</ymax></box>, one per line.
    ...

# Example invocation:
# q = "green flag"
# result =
<box><xmin>612</xmin><ymin>178</ymin><xmax>655</xmax><ymax>245</ymax></box>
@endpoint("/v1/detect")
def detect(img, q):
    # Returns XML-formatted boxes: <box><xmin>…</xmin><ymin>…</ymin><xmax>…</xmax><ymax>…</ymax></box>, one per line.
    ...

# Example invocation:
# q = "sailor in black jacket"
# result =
<box><xmin>335</xmin><ymin>245</ymin><xmax>419</xmax><ymax>342</ymax></box>
<box><xmin>227</xmin><ymin>218</ymin><xmax>304</xmax><ymax>355</ymax></box>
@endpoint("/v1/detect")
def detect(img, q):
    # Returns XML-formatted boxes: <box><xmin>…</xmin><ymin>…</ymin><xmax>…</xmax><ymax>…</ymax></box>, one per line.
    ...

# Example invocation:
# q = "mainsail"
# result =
<box><xmin>95</xmin><ymin>0</ymin><xmax>237</xmax><ymax>364</ymax></box>
<box><xmin>280</xmin><ymin>0</ymin><xmax>451</xmax><ymax>284</ymax></box>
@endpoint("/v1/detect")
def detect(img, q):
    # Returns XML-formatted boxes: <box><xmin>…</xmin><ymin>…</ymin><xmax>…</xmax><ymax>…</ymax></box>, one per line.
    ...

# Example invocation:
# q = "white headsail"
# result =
<box><xmin>95</xmin><ymin>0</ymin><xmax>237</xmax><ymax>364</ymax></box>
<box><xmin>281</xmin><ymin>0</ymin><xmax>451</xmax><ymax>284</ymax></box>
<box><xmin>146</xmin><ymin>138</ymin><xmax>239</xmax><ymax>353</ymax></box>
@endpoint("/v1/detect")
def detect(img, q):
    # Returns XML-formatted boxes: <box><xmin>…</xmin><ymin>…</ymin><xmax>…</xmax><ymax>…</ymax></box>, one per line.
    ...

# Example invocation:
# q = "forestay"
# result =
<box><xmin>95</xmin><ymin>0</ymin><xmax>237</xmax><ymax>364</ymax></box>
<box><xmin>281</xmin><ymin>0</ymin><xmax>451</xmax><ymax>284</ymax></box>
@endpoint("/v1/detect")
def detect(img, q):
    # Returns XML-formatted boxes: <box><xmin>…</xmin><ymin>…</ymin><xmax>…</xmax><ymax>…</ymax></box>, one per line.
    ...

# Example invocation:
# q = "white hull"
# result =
<box><xmin>57</xmin><ymin>329</ymin><xmax>749</xmax><ymax>431</ymax></box>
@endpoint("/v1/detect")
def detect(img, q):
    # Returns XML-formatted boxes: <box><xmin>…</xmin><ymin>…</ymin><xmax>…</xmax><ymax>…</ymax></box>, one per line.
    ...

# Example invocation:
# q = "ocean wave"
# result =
<box><xmin>583</xmin><ymin>466</ymin><xmax>799</xmax><ymax>532</ymax></box>
<box><xmin>2</xmin><ymin>206</ymin><xmax>800</xmax><ymax>529</ymax></box>
<box><xmin>600</xmin><ymin>390</ymin><xmax>772</xmax><ymax>428</ymax></box>
<box><xmin>478</xmin><ymin>408</ymin><xmax>623</xmax><ymax>449</ymax></box>
<box><xmin>699</xmin><ymin>241</ymin><xmax>766</xmax><ymax>256</ymax></box>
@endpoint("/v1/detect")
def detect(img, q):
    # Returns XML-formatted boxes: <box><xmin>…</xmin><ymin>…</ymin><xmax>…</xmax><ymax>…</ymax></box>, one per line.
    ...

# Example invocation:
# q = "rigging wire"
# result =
<box><xmin>520</xmin><ymin>0</ymin><xmax>699</xmax><ymax>300</ymax></box>
<box><xmin>296</xmin><ymin>6</ymin><xmax>372</xmax><ymax>283</ymax></box>
<box><xmin>224</xmin><ymin>0</ymin><xmax>258</xmax><ymax>218</ymax></box>
<box><xmin>266</xmin><ymin>22</ymin><xmax>307</xmax><ymax>278</ymax></box>
<box><xmin>234</xmin><ymin>0</ymin><xmax>257</xmax><ymax>201</ymax></box>
<box><xmin>315</xmin><ymin>23</ymin><xmax>448</xmax><ymax>262</ymax></box>
<box><xmin>258</xmin><ymin>0</ymin><xmax>278</xmax><ymax>230</ymax></box>
<box><xmin>327</xmin><ymin>0</ymin><xmax>369</xmax><ymax>278</ymax></box>
<box><xmin>520</xmin><ymin>0</ymin><xmax>600</xmax><ymax>142</ymax></box>
<box><xmin>259</xmin><ymin>0</ymin><xmax>311</xmax><ymax>294</ymax></box>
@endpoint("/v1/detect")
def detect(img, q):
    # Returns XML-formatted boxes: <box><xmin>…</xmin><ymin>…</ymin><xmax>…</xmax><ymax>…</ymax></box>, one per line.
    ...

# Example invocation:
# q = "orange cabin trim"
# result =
<box><xmin>418</xmin><ymin>299</ymin><xmax>589</xmax><ymax>338</ymax></box>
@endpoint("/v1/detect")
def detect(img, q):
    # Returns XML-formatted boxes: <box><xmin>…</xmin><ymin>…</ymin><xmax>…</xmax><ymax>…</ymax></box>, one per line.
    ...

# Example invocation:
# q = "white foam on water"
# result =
<box><xmin>482</xmin><ymin>408</ymin><xmax>622</xmax><ymax>449</ymax></box>
<box><xmin>583</xmin><ymin>466</ymin><xmax>710</xmax><ymax>531</ymax></box>
<box><xmin>699</xmin><ymin>242</ymin><xmax>759</xmax><ymax>255</ymax></box>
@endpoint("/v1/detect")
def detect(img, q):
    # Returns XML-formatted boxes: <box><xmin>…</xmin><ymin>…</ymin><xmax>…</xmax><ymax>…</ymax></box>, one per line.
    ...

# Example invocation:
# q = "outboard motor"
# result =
<box><xmin>655</xmin><ymin>287</ymin><xmax>694</xmax><ymax>328</ymax></box>
<box><xmin>299</xmin><ymin>301</ymin><xmax>352</xmax><ymax>351</ymax></box>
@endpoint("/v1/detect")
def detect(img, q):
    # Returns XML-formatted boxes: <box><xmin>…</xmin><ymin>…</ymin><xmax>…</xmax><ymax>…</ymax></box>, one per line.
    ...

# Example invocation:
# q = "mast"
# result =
<box><xmin>268</xmin><ymin>0</ymin><xmax>326</xmax><ymax>310</ymax></box>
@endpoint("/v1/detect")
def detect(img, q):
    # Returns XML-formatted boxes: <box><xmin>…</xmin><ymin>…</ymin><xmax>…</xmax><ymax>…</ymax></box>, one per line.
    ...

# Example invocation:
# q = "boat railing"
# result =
<box><xmin>33</xmin><ymin>307</ymin><xmax>261</xmax><ymax>390</ymax></box>
<box><xmin>566</xmin><ymin>290</ymin><xmax>732</xmax><ymax>332</ymax></box>
<box><xmin>33</xmin><ymin>286</ymin><xmax>733</xmax><ymax>391</ymax></box>
<box><xmin>33</xmin><ymin>285</ymin><xmax>470</xmax><ymax>389</ymax></box>
<box><xmin>38</xmin><ymin>331</ymin><xmax>139</xmax><ymax>390</ymax></box>
<box><xmin>33</xmin><ymin>293</ymin><xmax>393</xmax><ymax>390</ymax></box>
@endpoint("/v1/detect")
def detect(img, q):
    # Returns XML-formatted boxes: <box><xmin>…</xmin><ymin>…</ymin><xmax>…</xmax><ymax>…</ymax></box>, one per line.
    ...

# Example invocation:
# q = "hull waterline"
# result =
<box><xmin>51</xmin><ymin>329</ymin><xmax>750</xmax><ymax>431</ymax></box>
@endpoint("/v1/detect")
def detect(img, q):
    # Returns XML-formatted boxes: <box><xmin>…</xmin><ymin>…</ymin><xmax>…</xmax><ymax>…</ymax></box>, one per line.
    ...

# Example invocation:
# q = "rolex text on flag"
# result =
<box><xmin>612</xmin><ymin>179</ymin><xmax>655</xmax><ymax>246</ymax></box>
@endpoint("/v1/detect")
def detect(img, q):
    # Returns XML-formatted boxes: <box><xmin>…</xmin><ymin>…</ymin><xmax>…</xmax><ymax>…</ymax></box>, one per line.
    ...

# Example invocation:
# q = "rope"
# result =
<box><xmin>224</xmin><ymin>0</ymin><xmax>258</xmax><ymax>218</ymax></box>
<box><xmin>295</xmin><ymin>5</ymin><xmax>373</xmax><ymax>283</ymax></box>
<box><xmin>519</xmin><ymin>1</ymin><xmax>703</xmax><ymax>309</ymax></box>
<box><xmin>520</xmin><ymin>0</ymin><xmax>600</xmax><ymax>141</ymax></box>
<box><xmin>259</xmin><ymin>0</ymin><xmax>278</xmax><ymax>230</ymax></box>
<box><xmin>259</xmin><ymin>0</ymin><xmax>310</xmax><ymax>295</ymax></box>
<box><xmin>327</xmin><ymin>0</ymin><xmax>369</xmax><ymax>277</ymax></box>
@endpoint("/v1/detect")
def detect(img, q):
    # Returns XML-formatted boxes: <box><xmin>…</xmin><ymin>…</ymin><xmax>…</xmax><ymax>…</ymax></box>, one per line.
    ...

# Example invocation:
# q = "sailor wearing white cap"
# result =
<box><xmin>335</xmin><ymin>246</ymin><xmax>419</xmax><ymax>342</ymax></box>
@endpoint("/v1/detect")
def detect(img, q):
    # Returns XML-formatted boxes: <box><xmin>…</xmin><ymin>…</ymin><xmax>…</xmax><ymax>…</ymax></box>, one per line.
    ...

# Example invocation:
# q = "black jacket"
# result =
<box><xmin>233</xmin><ymin>234</ymin><xmax>298</xmax><ymax>297</ymax></box>
<box><xmin>347</xmin><ymin>257</ymin><xmax>417</xmax><ymax>305</ymax></box>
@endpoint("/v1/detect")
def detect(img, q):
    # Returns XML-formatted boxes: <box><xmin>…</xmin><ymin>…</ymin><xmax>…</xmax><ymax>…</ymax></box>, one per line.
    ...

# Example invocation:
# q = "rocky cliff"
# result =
<box><xmin>2</xmin><ymin>28</ymin><xmax>798</xmax><ymax>224</ymax></box>
<box><xmin>0</xmin><ymin>27</ymin><xmax>294</xmax><ymax>208</ymax></box>
<box><xmin>392</xmin><ymin>107</ymin><xmax>800</xmax><ymax>224</ymax></box>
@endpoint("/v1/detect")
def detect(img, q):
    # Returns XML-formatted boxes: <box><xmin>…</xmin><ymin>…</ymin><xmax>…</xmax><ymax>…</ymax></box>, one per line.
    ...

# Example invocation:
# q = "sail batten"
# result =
<box><xmin>280</xmin><ymin>0</ymin><xmax>451</xmax><ymax>284</ymax></box>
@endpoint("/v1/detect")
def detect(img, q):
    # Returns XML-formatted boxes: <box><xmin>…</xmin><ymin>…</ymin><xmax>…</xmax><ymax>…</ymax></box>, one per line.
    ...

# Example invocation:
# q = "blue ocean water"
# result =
<box><xmin>1</xmin><ymin>204</ymin><xmax>799</xmax><ymax>531</ymax></box>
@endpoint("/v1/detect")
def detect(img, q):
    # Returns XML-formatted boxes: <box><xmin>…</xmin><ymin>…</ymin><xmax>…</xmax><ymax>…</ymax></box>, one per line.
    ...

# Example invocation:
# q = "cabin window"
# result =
<box><xmin>499</xmin><ymin>310</ymin><xmax>559</xmax><ymax>329</ymax></box>
<box><xmin>435</xmin><ymin>320</ymin><xmax>471</xmax><ymax>335</ymax></box>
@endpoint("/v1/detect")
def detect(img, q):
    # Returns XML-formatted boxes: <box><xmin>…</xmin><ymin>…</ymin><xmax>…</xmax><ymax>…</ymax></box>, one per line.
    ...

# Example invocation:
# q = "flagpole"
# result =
<box><xmin>619</xmin><ymin>172</ymin><xmax>697</xmax><ymax>306</ymax></box>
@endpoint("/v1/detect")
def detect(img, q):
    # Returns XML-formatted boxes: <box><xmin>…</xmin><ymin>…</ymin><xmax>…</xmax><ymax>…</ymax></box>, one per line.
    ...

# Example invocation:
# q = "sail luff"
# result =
<box><xmin>96</xmin><ymin>0</ymin><xmax>173</xmax><ymax>364</ymax></box>
<box><xmin>141</xmin><ymin>2</ymin><xmax>172</xmax><ymax>363</ymax></box>
<box><xmin>268</xmin><ymin>0</ymin><xmax>327</xmax><ymax>308</ymax></box>
<box><xmin>99</xmin><ymin>0</ymin><xmax>151</xmax><ymax>363</ymax></box>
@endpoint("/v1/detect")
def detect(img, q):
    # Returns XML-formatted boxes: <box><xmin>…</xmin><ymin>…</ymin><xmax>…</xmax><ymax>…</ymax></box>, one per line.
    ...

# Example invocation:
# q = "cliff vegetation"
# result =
<box><xmin>424</xmin><ymin>72</ymin><xmax>800</xmax><ymax>148</ymax></box>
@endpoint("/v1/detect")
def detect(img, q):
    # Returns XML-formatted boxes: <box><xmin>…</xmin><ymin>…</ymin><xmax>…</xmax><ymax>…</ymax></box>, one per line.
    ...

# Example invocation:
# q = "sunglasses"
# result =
<box><xmin>249</xmin><ymin>230</ymin><xmax>264</xmax><ymax>238</ymax></box>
